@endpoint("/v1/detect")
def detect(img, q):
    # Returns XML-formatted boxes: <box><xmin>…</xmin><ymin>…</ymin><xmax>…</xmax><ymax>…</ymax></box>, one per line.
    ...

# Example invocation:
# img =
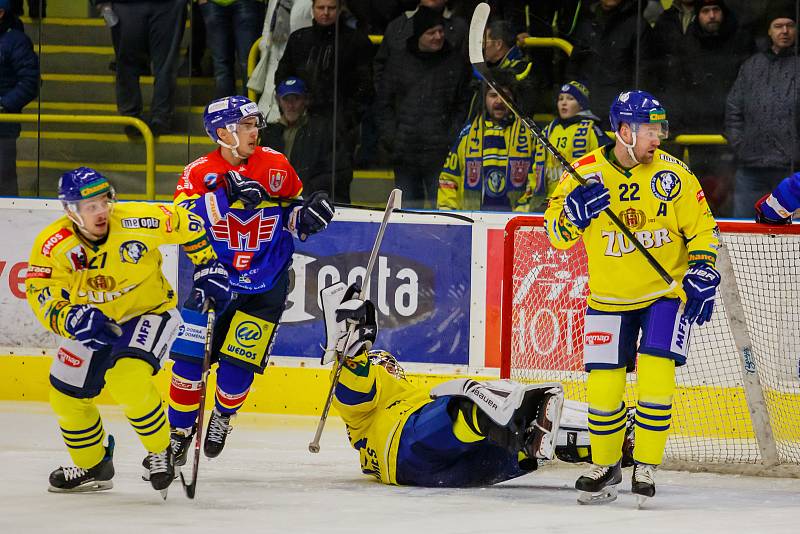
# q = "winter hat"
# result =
<box><xmin>412</xmin><ymin>6</ymin><xmax>445</xmax><ymax>40</ymax></box>
<box><xmin>560</xmin><ymin>81</ymin><xmax>590</xmax><ymax>111</ymax></box>
<box><xmin>694</xmin><ymin>0</ymin><xmax>725</xmax><ymax>15</ymax></box>
<box><xmin>765</xmin><ymin>1</ymin><xmax>797</xmax><ymax>28</ymax></box>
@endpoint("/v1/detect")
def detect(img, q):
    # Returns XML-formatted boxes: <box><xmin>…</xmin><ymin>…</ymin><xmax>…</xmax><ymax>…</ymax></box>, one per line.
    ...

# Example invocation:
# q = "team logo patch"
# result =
<box><xmin>466</xmin><ymin>161</ymin><xmax>481</xmax><ymax>187</ymax></box>
<box><xmin>210</xmin><ymin>212</ymin><xmax>278</xmax><ymax>251</ymax></box>
<box><xmin>268</xmin><ymin>168</ymin><xmax>286</xmax><ymax>192</ymax></box>
<box><xmin>41</xmin><ymin>228</ymin><xmax>72</xmax><ymax>257</ymax></box>
<box><xmin>486</xmin><ymin>169</ymin><xmax>506</xmax><ymax>196</ymax></box>
<box><xmin>696</xmin><ymin>190</ymin><xmax>706</xmax><ymax>203</ymax></box>
<box><xmin>618</xmin><ymin>207</ymin><xmax>646</xmax><ymax>230</ymax></box>
<box><xmin>57</xmin><ymin>347</ymin><xmax>84</xmax><ymax>368</ymax></box>
<box><xmin>66</xmin><ymin>245</ymin><xmax>88</xmax><ymax>271</ymax></box>
<box><xmin>26</xmin><ymin>264</ymin><xmax>52</xmax><ymax>279</ymax></box>
<box><xmin>509</xmin><ymin>160</ymin><xmax>529</xmax><ymax>187</ymax></box>
<box><xmin>651</xmin><ymin>170</ymin><xmax>681</xmax><ymax>201</ymax></box>
<box><xmin>235</xmin><ymin>321</ymin><xmax>263</xmax><ymax>348</ymax></box>
<box><xmin>119</xmin><ymin>240</ymin><xmax>148</xmax><ymax>263</ymax></box>
<box><xmin>203</xmin><ymin>173</ymin><xmax>219</xmax><ymax>190</ymax></box>
<box><xmin>86</xmin><ymin>275</ymin><xmax>117</xmax><ymax>291</ymax></box>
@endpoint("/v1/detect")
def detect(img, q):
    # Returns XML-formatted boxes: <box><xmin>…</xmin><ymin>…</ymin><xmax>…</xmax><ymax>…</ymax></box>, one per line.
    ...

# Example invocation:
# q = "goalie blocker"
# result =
<box><xmin>322</xmin><ymin>282</ymin><xmax>634</xmax><ymax>487</ymax></box>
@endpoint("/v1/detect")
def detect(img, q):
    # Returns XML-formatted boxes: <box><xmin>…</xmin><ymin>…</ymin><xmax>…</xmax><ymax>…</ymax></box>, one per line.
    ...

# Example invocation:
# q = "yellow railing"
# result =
<box><xmin>0</xmin><ymin>114</ymin><xmax>156</xmax><ymax>199</ymax></box>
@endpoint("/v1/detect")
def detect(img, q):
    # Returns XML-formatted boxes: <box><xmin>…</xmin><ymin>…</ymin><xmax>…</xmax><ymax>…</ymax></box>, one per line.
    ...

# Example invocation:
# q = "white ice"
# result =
<box><xmin>2</xmin><ymin>402</ymin><xmax>799</xmax><ymax>534</ymax></box>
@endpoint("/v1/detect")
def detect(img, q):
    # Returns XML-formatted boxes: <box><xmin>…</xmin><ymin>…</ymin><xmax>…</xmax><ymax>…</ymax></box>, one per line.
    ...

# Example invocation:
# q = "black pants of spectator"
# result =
<box><xmin>0</xmin><ymin>138</ymin><xmax>19</xmax><ymax>197</ymax></box>
<box><xmin>11</xmin><ymin>0</ymin><xmax>45</xmax><ymax>18</ymax></box>
<box><xmin>393</xmin><ymin>156</ymin><xmax>443</xmax><ymax>209</ymax></box>
<box><xmin>689</xmin><ymin>145</ymin><xmax>736</xmax><ymax>218</ymax></box>
<box><xmin>112</xmin><ymin>0</ymin><xmax>187</xmax><ymax>128</ymax></box>
<box><xmin>199</xmin><ymin>0</ymin><xmax>264</xmax><ymax>98</ymax></box>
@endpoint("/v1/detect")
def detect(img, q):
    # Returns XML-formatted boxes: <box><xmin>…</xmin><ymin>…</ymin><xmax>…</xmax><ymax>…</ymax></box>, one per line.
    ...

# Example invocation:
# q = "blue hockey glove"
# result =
<box><xmin>225</xmin><ymin>170</ymin><xmax>269</xmax><ymax>210</ymax></box>
<box><xmin>295</xmin><ymin>191</ymin><xmax>334</xmax><ymax>241</ymax></box>
<box><xmin>681</xmin><ymin>264</ymin><xmax>720</xmax><ymax>325</ymax></box>
<box><xmin>563</xmin><ymin>182</ymin><xmax>610</xmax><ymax>230</ymax></box>
<box><xmin>64</xmin><ymin>305</ymin><xmax>121</xmax><ymax>351</ymax></box>
<box><xmin>186</xmin><ymin>259</ymin><xmax>231</xmax><ymax>312</ymax></box>
<box><xmin>755</xmin><ymin>192</ymin><xmax>792</xmax><ymax>225</ymax></box>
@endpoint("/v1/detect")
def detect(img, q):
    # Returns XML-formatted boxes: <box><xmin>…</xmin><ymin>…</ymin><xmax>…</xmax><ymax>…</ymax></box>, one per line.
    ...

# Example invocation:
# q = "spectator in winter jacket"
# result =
<box><xmin>0</xmin><ymin>1</ymin><xmax>39</xmax><ymax>196</ymax></box>
<box><xmin>261</xmin><ymin>77</ymin><xmax>351</xmax><ymax>200</ymax></box>
<box><xmin>725</xmin><ymin>3</ymin><xmax>799</xmax><ymax>218</ymax></box>
<box><xmin>376</xmin><ymin>5</ymin><xmax>470</xmax><ymax>208</ymax></box>
<box><xmin>565</xmin><ymin>0</ymin><xmax>657</xmax><ymax>129</ymax></box>
<box><xmin>653</xmin><ymin>0</ymin><xmax>696</xmax><ymax>58</ymax></box>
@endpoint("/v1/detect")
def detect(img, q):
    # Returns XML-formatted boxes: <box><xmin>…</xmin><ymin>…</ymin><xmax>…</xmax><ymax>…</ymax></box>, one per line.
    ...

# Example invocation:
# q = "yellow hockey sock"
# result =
<box><xmin>105</xmin><ymin>358</ymin><xmax>169</xmax><ymax>454</ymax></box>
<box><xmin>634</xmin><ymin>354</ymin><xmax>675</xmax><ymax>465</ymax></box>
<box><xmin>49</xmin><ymin>386</ymin><xmax>107</xmax><ymax>469</ymax></box>
<box><xmin>587</xmin><ymin>367</ymin><xmax>627</xmax><ymax>466</ymax></box>
<box><xmin>452</xmin><ymin>403</ymin><xmax>484</xmax><ymax>443</ymax></box>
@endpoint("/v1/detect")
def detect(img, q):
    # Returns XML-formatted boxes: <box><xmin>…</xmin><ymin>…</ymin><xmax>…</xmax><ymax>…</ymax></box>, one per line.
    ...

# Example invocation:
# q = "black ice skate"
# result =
<box><xmin>204</xmin><ymin>408</ymin><xmax>234</xmax><ymax>459</ymax></box>
<box><xmin>146</xmin><ymin>447</ymin><xmax>175</xmax><ymax>499</ymax></box>
<box><xmin>142</xmin><ymin>426</ymin><xmax>194</xmax><ymax>481</ymax></box>
<box><xmin>49</xmin><ymin>435</ymin><xmax>115</xmax><ymax>493</ymax></box>
<box><xmin>575</xmin><ymin>461</ymin><xmax>622</xmax><ymax>505</ymax></box>
<box><xmin>632</xmin><ymin>463</ymin><xmax>657</xmax><ymax>507</ymax></box>
<box><xmin>524</xmin><ymin>392</ymin><xmax>563</xmax><ymax>459</ymax></box>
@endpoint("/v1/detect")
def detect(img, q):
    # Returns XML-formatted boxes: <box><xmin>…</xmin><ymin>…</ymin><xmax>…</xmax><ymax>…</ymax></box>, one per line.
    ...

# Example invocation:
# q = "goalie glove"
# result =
<box><xmin>681</xmin><ymin>263</ymin><xmax>720</xmax><ymax>325</ymax></box>
<box><xmin>563</xmin><ymin>181</ymin><xmax>610</xmax><ymax>230</ymax></box>
<box><xmin>335</xmin><ymin>296</ymin><xmax>378</xmax><ymax>361</ymax></box>
<box><xmin>225</xmin><ymin>170</ymin><xmax>269</xmax><ymax>210</ymax></box>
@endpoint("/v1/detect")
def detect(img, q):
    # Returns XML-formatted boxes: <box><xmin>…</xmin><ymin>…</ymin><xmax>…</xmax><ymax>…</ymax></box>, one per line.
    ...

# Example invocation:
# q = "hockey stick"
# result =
<box><xmin>470</xmin><ymin>3</ymin><xmax>681</xmax><ymax>297</ymax></box>
<box><xmin>308</xmin><ymin>188</ymin><xmax>403</xmax><ymax>453</ymax></box>
<box><xmin>179</xmin><ymin>303</ymin><xmax>216</xmax><ymax>499</ymax></box>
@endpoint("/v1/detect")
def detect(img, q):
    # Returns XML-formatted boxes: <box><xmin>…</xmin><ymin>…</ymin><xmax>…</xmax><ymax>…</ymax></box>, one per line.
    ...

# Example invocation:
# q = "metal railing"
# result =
<box><xmin>0</xmin><ymin>114</ymin><xmax>156</xmax><ymax>199</ymax></box>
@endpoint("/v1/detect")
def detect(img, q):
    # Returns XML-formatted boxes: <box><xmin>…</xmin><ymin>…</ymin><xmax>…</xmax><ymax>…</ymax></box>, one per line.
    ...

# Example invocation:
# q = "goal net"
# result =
<box><xmin>501</xmin><ymin>216</ymin><xmax>800</xmax><ymax>474</ymax></box>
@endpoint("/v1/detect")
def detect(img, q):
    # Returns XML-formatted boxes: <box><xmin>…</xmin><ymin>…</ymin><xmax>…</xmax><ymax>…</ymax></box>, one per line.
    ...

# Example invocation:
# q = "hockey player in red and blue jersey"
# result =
<box><xmin>167</xmin><ymin>96</ymin><xmax>334</xmax><ymax>466</ymax></box>
<box><xmin>755</xmin><ymin>171</ymin><xmax>800</xmax><ymax>224</ymax></box>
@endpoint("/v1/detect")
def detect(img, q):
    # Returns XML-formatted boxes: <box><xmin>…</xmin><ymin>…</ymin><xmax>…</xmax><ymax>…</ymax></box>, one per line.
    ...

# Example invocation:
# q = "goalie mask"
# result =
<box><xmin>368</xmin><ymin>350</ymin><xmax>406</xmax><ymax>381</ymax></box>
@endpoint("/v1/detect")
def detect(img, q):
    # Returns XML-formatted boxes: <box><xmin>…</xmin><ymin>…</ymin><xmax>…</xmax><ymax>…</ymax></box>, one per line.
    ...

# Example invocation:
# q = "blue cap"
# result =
<box><xmin>559</xmin><ymin>81</ymin><xmax>590</xmax><ymax>111</ymax></box>
<box><xmin>276</xmin><ymin>77</ymin><xmax>307</xmax><ymax>98</ymax></box>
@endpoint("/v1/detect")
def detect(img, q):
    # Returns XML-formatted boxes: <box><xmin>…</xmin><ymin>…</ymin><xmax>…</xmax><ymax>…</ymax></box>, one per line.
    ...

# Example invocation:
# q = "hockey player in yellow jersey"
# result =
<box><xmin>544</xmin><ymin>91</ymin><xmax>720</xmax><ymax>505</ymax></box>
<box><xmin>521</xmin><ymin>81</ymin><xmax>611</xmax><ymax>211</ymax></box>
<box><xmin>438</xmin><ymin>73</ymin><xmax>536</xmax><ymax>211</ymax></box>
<box><xmin>25</xmin><ymin>167</ymin><xmax>231</xmax><ymax>497</ymax></box>
<box><xmin>321</xmin><ymin>283</ymin><xmax>635</xmax><ymax>487</ymax></box>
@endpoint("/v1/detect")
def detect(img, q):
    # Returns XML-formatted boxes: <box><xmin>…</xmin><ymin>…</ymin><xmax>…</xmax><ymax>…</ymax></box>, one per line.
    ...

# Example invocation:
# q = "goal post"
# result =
<box><xmin>501</xmin><ymin>215</ymin><xmax>800</xmax><ymax>475</ymax></box>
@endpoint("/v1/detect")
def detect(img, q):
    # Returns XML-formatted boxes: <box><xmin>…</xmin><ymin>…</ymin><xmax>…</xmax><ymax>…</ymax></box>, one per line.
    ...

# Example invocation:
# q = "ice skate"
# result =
<box><xmin>204</xmin><ymin>408</ymin><xmax>234</xmax><ymax>459</ymax></box>
<box><xmin>575</xmin><ymin>461</ymin><xmax>622</xmax><ymax>505</ymax></box>
<box><xmin>48</xmin><ymin>435</ymin><xmax>115</xmax><ymax>493</ymax></box>
<box><xmin>142</xmin><ymin>426</ymin><xmax>194</xmax><ymax>481</ymax></box>
<box><xmin>632</xmin><ymin>463</ymin><xmax>657</xmax><ymax>508</ymax></box>
<box><xmin>146</xmin><ymin>447</ymin><xmax>175</xmax><ymax>499</ymax></box>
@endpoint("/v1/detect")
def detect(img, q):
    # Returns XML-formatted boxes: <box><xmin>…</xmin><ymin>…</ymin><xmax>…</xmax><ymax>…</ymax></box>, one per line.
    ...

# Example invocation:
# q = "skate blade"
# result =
<box><xmin>636</xmin><ymin>494</ymin><xmax>650</xmax><ymax>509</ymax></box>
<box><xmin>143</xmin><ymin>466</ymin><xmax>180</xmax><ymax>482</ymax></box>
<box><xmin>159</xmin><ymin>487</ymin><xmax>169</xmax><ymax>500</ymax></box>
<box><xmin>48</xmin><ymin>480</ymin><xmax>114</xmax><ymax>493</ymax></box>
<box><xmin>577</xmin><ymin>485</ymin><xmax>618</xmax><ymax>505</ymax></box>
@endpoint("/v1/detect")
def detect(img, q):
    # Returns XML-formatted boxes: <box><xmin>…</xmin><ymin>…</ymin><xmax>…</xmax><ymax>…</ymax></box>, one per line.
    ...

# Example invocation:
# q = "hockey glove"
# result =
<box><xmin>64</xmin><ymin>305</ymin><xmax>121</xmax><ymax>351</ymax></box>
<box><xmin>754</xmin><ymin>192</ymin><xmax>792</xmax><ymax>225</ymax></box>
<box><xmin>563</xmin><ymin>181</ymin><xmax>610</xmax><ymax>230</ymax></box>
<box><xmin>681</xmin><ymin>263</ymin><xmax>720</xmax><ymax>325</ymax></box>
<box><xmin>225</xmin><ymin>170</ymin><xmax>269</xmax><ymax>210</ymax></box>
<box><xmin>335</xmin><ymin>286</ymin><xmax>378</xmax><ymax>360</ymax></box>
<box><xmin>186</xmin><ymin>259</ymin><xmax>231</xmax><ymax>312</ymax></box>
<box><xmin>293</xmin><ymin>191</ymin><xmax>334</xmax><ymax>241</ymax></box>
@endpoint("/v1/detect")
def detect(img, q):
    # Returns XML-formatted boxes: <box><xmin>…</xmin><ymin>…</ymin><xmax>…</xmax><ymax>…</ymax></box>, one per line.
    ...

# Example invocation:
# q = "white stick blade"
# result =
<box><xmin>390</xmin><ymin>188</ymin><xmax>402</xmax><ymax>210</ymax></box>
<box><xmin>469</xmin><ymin>3</ymin><xmax>491</xmax><ymax>65</ymax></box>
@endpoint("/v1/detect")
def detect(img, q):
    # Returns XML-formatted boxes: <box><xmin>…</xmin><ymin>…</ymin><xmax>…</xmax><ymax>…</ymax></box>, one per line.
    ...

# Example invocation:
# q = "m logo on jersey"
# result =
<box><xmin>269</xmin><ymin>168</ymin><xmax>286</xmax><ymax>192</ymax></box>
<box><xmin>210</xmin><ymin>212</ymin><xmax>278</xmax><ymax>251</ymax></box>
<box><xmin>651</xmin><ymin>170</ymin><xmax>682</xmax><ymax>201</ymax></box>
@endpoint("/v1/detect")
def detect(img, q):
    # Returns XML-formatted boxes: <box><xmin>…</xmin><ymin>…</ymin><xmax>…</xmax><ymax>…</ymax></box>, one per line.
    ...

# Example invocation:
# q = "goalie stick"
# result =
<box><xmin>469</xmin><ymin>2</ymin><xmax>682</xmax><ymax>298</ymax></box>
<box><xmin>179</xmin><ymin>303</ymin><xmax>216</xmax><ymax>499</ymax></box>
<box><xmin>308</xmin><ymin>188</ymin><xmax>403</xmax><ymax>453</ymax></box>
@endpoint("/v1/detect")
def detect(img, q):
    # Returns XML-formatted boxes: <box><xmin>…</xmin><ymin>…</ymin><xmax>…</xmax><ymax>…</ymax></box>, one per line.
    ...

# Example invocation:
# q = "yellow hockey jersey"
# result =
<box><xmin>437</xmin><ymin>115</ymin><xmax>535</xmax><ymax>211</ymax></box>
<box><xmin>332</xmin><ymin>352</ymin><xmax>433</xmax><ymax>485</ymax></box>
<box><xmin>26</xmin><ymin>202</ymin><xmax>217</xmax><ymax>338</ymax></box>
<box><xmin>544</xmin><ymin>146</ymin><xmax>719</xmax><ymax>311</ymax></box>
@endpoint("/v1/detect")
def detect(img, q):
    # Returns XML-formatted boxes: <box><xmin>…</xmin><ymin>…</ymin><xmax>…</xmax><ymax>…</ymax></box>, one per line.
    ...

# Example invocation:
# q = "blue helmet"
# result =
<box><xmin>609</xmin><ymin>90</ymin><xmax>668</xmax><ymax>133</ymax></box>
<box><xmin>58</xmin><ymin>167</ymin><xmax>114</xmax><ymax>203</ymax></box>
<box><xmin>203</xmin><ymin>96</ymin><xmax>264</xmax><ymax>143</ymax></box>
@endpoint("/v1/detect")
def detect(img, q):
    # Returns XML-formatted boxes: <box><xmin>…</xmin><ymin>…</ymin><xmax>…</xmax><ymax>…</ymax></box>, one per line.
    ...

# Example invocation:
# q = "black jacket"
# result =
<box><xmin>565</xmin><ymin>0</ymin><xmax>656</xmax><ymax>126</ymax></box>
<box><xmin>0</xmin><ymin>13</ymin><xmax>39</xmax><ymax>138</ymax></box>
<box><xmin>275</xmin><ymin>18</ymin><xmax>374</xmax><ymax>129</ymax></box>
<box><xmin>376</xmin><ymin>40</ymin><xmax>471</xmax><ymax>166</ymax></box>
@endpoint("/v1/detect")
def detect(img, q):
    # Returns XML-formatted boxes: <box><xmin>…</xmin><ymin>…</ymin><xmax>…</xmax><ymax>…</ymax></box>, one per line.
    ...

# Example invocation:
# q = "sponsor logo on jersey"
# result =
<box><xmin>618</xmin><ymin>207</ymin><xmax>646</xmax><ymax>230</ymax></box>
<box><xmin>57</xmin><ymin>347</ymin><xmax>84</xmax><ymax>368</ymax></box>
<box><xmin>235</xmin><ymin>321</ymin><xmax>262</xmax><ymax>348</ymax></box>
<box><xmin>26</xmin><ymin>264</ymin><xmax>53</xmax><ymax>279</ymax></box>
<box><xmin>41</xmin><ymin>228</ymin><xmax>72</xmax><ymax>257</ymax></box>
<box><xmin>121</xmin><ymin>217</ymin><xmax>160</xmax><ymax>229</ymax></box>
<box><xmin>651</xmin><ymin>170</ymin><xmax>682</xmax><ymax>201</ymax></box>
<box><xmin>66</xmin><ymin>245</ymin><xmax>88</xmax><ymax>270</ymax></box>
<box><xmin>466</xmin><ymin>160</ymin><xmax>481</xmax><ymax>187</ymax></box>
<box><xmin>509</xmin><ymin>160</ymin><xmax>529</xmax><ymax>187</ymax></box>
<box><xmin>486</xmin><ymin>169</ymin><xmax>506</xmax><ymax>196</ymax></box>
<box><xmin>209</xmin><ymin>212</ymin><xmax>278</xmax><ymax>251</ymax></box>
<box><xmin>119</xmin><ymin>240</ymin><xmax>148</xmax><ymax>263</ymax></box>
<box><xmin>438</xmin><ymin>178</ymin><xmax>457</xmax><ymax>190</ymax></box>
<box><xmin>585</xmin><ymin>331</ymin><xmax>612</xmax><ymax>345</ymax></box>
<box><xmin>602</xmin><ymin>228</ymin><xmax>673</xmax><ymax>257</ymax></box>
<box><xmin>696</xmin><ymin>190</ymin><xmax>705</xmax><ymax>203</ymax></box>
<box><xmin>203</xmin><ymin>172</ymin><xmax>219</xmax><ymax>190</ymax></box>
<box><xmin>268</xmin><ymin>168</ymin><xmax>286</xmax><ymax>192</ymax></box>
<box><xmin>171</xmin><ymin>375</ymin><xmax>200</xmax><ymax>391</ymax></box>
<box><xmin>572</xmin><ymin>154</ymin><xmax>596</xmax><ymax>169</ymax></box>
<box><xmin>86</xmin><ymin>275</ymin><xmax>117</xmax><ymax>291</ymax></box>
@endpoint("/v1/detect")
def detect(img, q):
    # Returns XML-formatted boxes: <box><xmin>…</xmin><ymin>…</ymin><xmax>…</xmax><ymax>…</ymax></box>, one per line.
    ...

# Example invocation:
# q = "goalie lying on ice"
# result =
<box><xmin>322</xmin><ymin>283</ymin><xmax>633</xmax><ymax>487</ymax></box>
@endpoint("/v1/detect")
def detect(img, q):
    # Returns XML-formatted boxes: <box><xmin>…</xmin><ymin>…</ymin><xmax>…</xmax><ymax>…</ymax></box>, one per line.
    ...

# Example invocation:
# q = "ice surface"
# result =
<box><xmin>2</xmin><ymin>402</ymin><xmax>799</xmax><ymax>534</ymax></box>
